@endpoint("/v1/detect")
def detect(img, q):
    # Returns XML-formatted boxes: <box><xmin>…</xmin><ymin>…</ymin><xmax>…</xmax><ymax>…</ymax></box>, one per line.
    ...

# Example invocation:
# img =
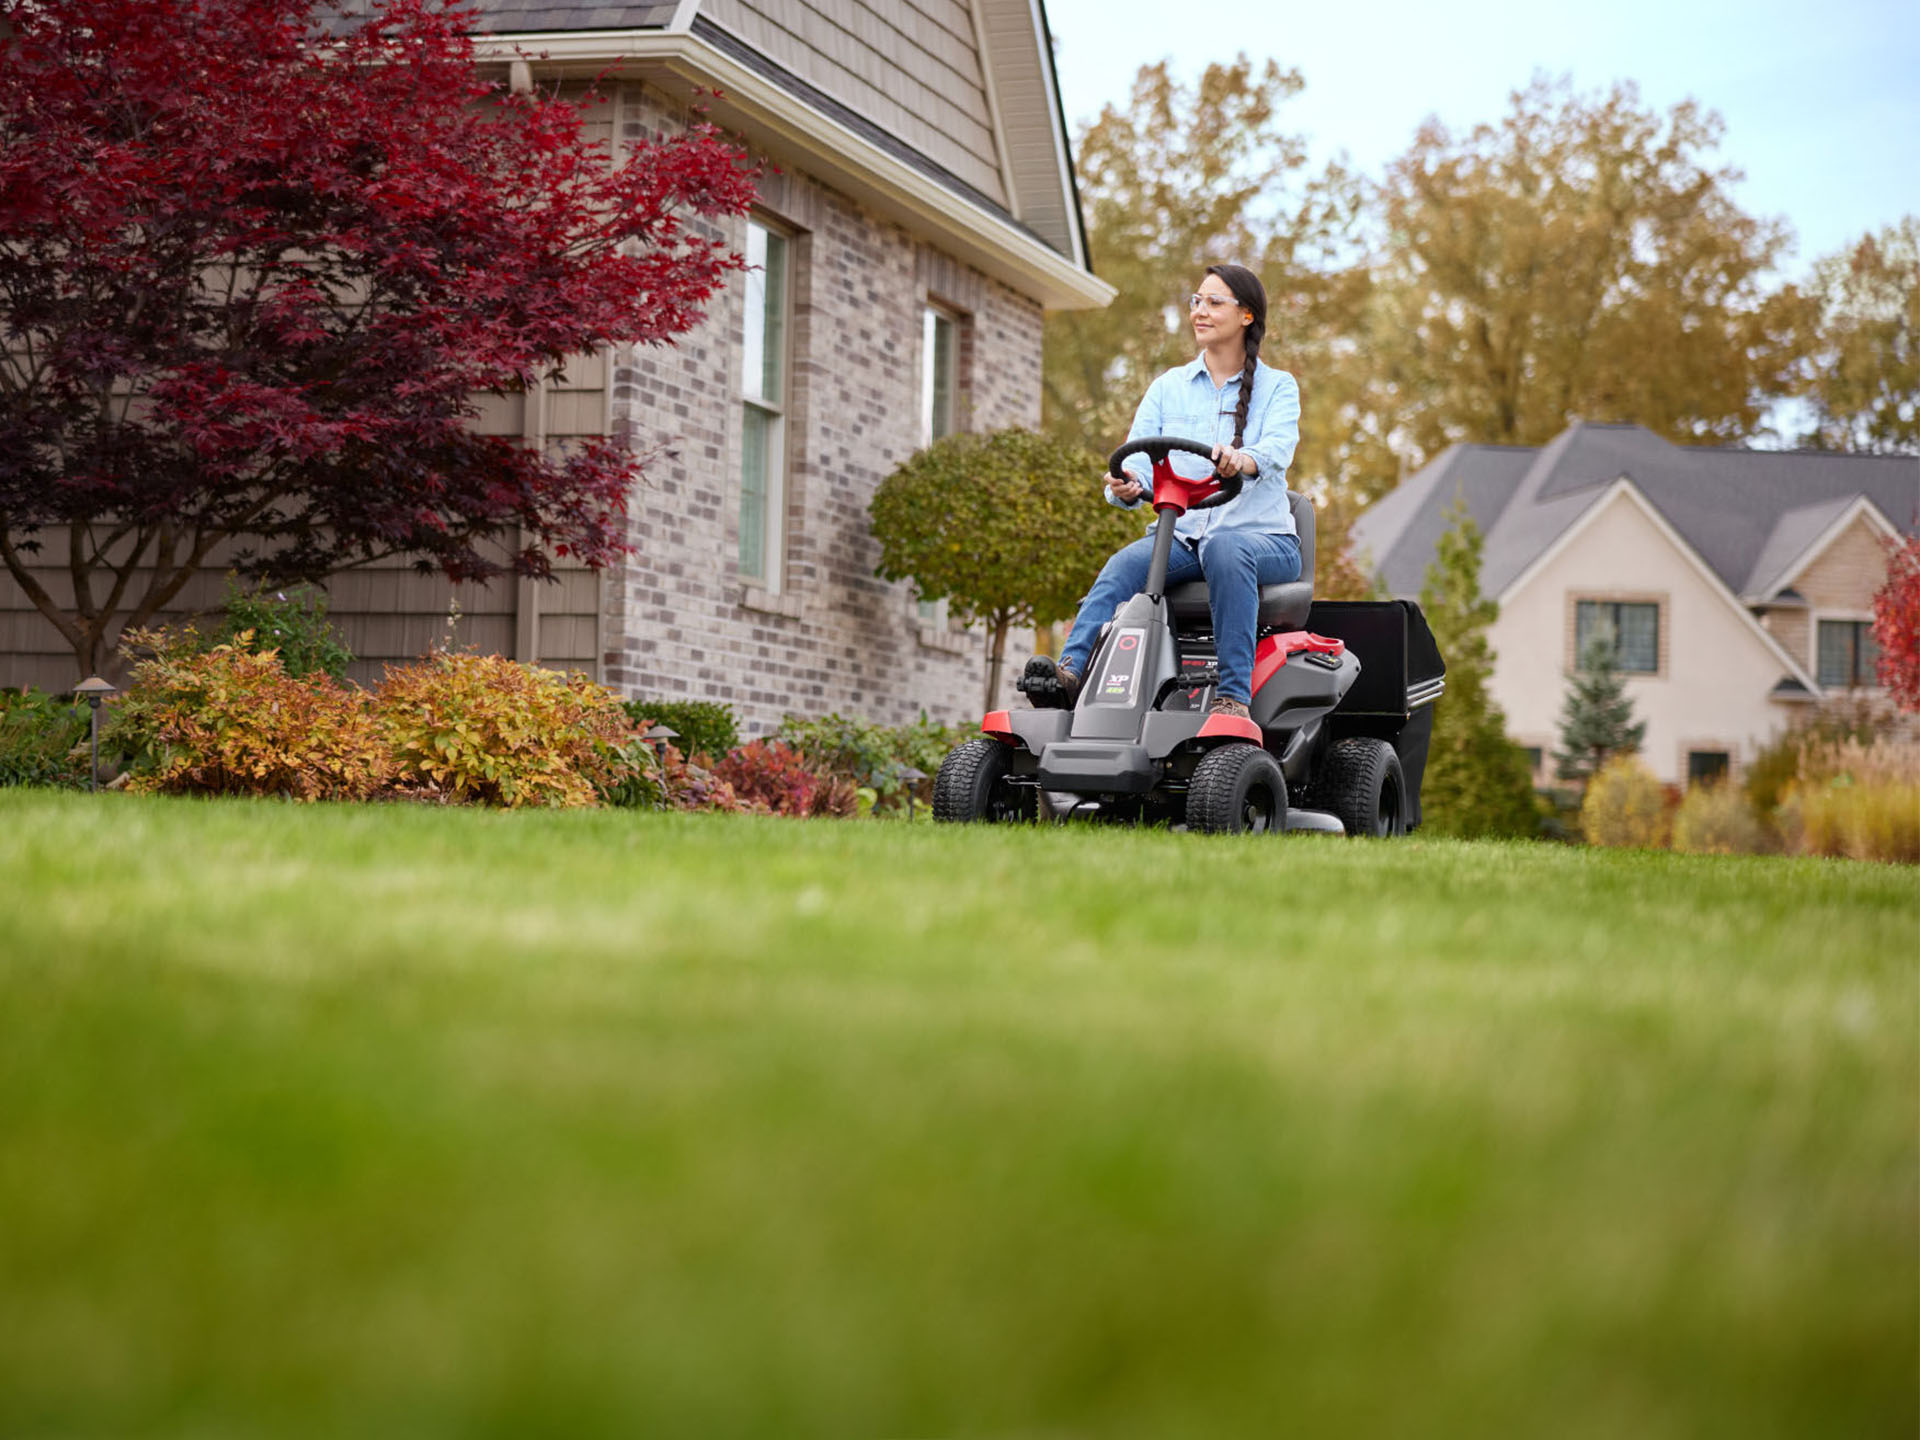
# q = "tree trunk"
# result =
<box><xmin>983</xmin><ymin>610</ymin><xmax>1011</xmax><ymax>714</ymax></box>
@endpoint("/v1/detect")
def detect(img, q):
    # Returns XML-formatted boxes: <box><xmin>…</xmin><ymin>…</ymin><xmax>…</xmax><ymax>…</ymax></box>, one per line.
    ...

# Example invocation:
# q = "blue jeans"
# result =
<box><xmin>1060</xmin><ymin>529</ymin><xmax>1302</xmax><ymax>705</ymax></box>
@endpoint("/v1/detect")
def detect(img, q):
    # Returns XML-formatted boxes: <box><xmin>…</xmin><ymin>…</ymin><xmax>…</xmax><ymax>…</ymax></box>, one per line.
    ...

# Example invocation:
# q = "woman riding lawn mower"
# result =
<box><xmin>930</xmin><ymin>264</ymin><xmax>1445</xmax><ymax>835</ymax></box>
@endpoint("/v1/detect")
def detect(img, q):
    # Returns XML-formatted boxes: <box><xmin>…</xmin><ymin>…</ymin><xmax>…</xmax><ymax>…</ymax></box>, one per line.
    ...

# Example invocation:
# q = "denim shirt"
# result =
<box><xmin>1106</xmin><ymin>356</ymin><xmax>1301</xmax><ymax>544</ymax></box>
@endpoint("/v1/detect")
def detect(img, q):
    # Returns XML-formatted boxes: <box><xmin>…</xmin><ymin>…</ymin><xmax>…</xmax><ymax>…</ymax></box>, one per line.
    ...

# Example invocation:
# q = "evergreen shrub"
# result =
<box><xmin>0</xmin><ymin>688</ymin><xmax>89</xmax><ymax>788</ymax></box>
<box><xmin>212</xmin><ymin>579</ymin><xmax>353</xmax><ymax>680</ymax></box>
<box><xmin>623</xmin><ymin>699</ymin><xmax>739</xmax><ymax>762</ymax></box>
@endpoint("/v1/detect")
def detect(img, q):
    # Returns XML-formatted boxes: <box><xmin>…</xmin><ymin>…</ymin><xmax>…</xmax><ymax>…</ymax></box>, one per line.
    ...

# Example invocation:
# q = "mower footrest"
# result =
<box><xmin>1036</xmin><ymin>742</ymin><xmax>1155</xmax><ymax>794</ymax></box>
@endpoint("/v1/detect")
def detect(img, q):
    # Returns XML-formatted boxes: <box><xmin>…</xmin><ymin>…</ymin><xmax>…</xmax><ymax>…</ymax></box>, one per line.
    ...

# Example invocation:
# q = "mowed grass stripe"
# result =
<box><xmin>1</xmin><ymin>790</ymin><xmax>1914</xmax><ymax>1439</ymax></box>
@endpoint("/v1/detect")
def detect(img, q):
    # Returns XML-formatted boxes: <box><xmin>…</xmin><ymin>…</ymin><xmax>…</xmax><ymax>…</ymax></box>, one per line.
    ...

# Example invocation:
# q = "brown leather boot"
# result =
<box><xmin>1208</xmin><ymin>697</ymin><xmax>1251</xmax><ymax>720</ymax></box>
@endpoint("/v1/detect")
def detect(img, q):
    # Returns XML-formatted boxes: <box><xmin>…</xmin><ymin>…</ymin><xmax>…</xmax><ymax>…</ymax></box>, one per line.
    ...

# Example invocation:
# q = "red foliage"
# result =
<box><xmin>0</xmin><ymin>0</ymin><xmax>757</xmax><ymax>671</ymax></box>
<box><xmin>714</xmin><ymin>739</ymin><xmax>856</xmax><ymax>817</ymax></box>
<box><xmin>1873</xmin><ymin>533</ymin><xmax>1920</xmax><ymax>713</ymax></box>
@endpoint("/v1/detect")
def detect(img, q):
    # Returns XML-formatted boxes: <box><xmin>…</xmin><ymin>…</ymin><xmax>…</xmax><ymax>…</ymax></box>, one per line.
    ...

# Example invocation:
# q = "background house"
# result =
<box><xmin>1352</xmin><ymin>422</ymin><xmax>1919</xmax><ymax>785</ymax></box>
<box><xmin>0</xmin><ymin>0</ymin><xmax>1113</xmax><ymax>733</ymax></box>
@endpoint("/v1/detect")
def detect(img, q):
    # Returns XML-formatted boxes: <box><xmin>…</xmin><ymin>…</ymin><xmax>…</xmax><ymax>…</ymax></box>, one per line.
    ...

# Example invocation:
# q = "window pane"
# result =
<box><xmin>1859</xmin><ymin>624</ymin><xmax>1880</xmax><ymax>685</ymax></box>
<box><xmin>743</xmin><ymin>224</ymin><xmax>785</xmax><ymax>406</ymax></box>
<box><xmin>759</xmin><ymin>230</ymin><xmax>786</xmax><ymax>403</ymax></box>
<box><xmin>922</xmin><ymin>311</ymin><xmax>955</xmax><ymax>443</ymax></box>
<box><xmin>742</xmin><ymin>224</ymin><xmax>766</xmax><ymax>404</ymax></box>
<box><xmin>1617</xmin><ymin>604</ymin><xmax>1658</xmax><ymax>672</ymax></box>
<box><xmin>1817</xmin><ymin>620</ymin><xmax>1853</xmax><ymax>687</ymax></box>
<box><xmin>1688</xmin><ymin>751</ymin><xmax>1730</xmax><ymax>786</ymax></box>
<box><xmin>739</xmin><ymin>403</ymin><xmax>771</xmax><ymax>579</ymax></box>
<box><xmin>1574</xmin><ymin>601</ymin><xmax>1606</xmax><ymax>659</ymax></box>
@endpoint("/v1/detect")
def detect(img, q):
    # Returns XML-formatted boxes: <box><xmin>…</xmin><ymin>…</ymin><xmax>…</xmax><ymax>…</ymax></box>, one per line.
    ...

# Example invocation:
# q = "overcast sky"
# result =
<box><xmin>1043</xmin><ymin>0</ymin><xmax>1920</xmax><ymax>272</ymax></box>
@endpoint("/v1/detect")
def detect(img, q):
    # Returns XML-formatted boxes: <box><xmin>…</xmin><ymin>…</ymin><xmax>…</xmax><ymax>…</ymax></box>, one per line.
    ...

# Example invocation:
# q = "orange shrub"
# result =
<box><xmin>1580</xmin><ymin>754</ymin><xmax>1672</xmax><ymax>849</ymax></box>
<box><xmin>377</xmin><ymin>652</ymin><xmax>636</xmax><ymax>808</ymax></box>
<box><xmin>110</xmin><ymin>635</ymin><xmax>388</xmax><ymax>800</ymax></box>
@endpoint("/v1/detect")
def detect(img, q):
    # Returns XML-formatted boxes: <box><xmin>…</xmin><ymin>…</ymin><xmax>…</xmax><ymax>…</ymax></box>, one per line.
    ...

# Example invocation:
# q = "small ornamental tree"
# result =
<box><xmin>1554</xmin><ymin>627</ymin><xmax>1649</xmax><ymax>784</ymax></box>
<box><xmin>869</xmin><ymin>428</ymin><xmax>1139</xmax><ymax>710</ymax></box>
<box><xmin>0</xmin><ymin>0</ymin><xmax>757</xmax><ymax>675</ymax></box>
<box><xmin>1873</xmin><ymin>533</ymin><xmax>1920</xmax><ymax>711</ymax></box>
<box><xmin>1415</xmin><ymin>498</ymin><xmax>1538</xmax><ymax>838</ymax></box>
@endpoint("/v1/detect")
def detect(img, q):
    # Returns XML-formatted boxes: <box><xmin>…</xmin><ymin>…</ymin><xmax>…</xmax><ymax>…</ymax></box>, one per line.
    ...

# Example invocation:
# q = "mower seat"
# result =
<box><xmin>1166</xmin><ymin>490</ymin><xmax>1317</xmax><ymax>632</ymax></box>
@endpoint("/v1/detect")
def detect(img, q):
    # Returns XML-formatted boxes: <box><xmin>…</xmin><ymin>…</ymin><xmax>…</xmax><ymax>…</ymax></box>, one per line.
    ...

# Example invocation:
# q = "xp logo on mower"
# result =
<box><xmin>1092</xmin><ymin>628</ymin><xmax>1148</xmax><ymax>707</ymax></box>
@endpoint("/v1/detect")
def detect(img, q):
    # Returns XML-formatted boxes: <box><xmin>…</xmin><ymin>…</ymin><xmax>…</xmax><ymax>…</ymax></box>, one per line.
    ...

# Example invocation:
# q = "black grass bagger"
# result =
<box><xmin>932</xmin><ymin>436</ymin><xmax>1447</xmax><ymax>835</ymax></box>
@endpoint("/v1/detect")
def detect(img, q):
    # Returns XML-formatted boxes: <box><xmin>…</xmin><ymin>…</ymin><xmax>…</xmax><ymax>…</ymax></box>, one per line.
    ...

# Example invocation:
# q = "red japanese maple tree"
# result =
<box><xmin>0</xmin><ymin>0</ymin><xmax>757</xmax><ymax>674</ymax></box>
<box><xmin>1874</xmin><ymin>533</ymin><xmax>1920</xmax><ymax>712</ymax></box>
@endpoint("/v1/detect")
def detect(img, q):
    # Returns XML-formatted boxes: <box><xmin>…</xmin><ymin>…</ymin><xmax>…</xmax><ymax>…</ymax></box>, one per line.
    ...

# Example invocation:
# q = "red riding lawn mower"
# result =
<box><xmin>932</xmin><ymin>436</ymin><xmax>1447</xmax><ymax>835</ymax></box>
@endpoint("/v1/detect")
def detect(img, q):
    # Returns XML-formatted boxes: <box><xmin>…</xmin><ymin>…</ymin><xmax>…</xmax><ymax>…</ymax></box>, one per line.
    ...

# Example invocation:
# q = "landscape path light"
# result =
<box><xmin>72</xmin><ymin>676</ymin><xmax>117</xmax><ymax>792</ymax></box>
<box><xmin>645</xmin><ymin>723</ymin><xmax>679</xmax><ymax>754</ymax></box>
<box><xmin>896</xmin><ymin>764</ymin><xmax>928</xmax><ymax>822</ymax></box>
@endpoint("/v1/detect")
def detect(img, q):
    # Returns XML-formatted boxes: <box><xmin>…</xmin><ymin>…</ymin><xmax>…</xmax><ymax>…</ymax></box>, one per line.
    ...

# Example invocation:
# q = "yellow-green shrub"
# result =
<box><xmin>110</xmin><ymin>635</ymin><xmax>388</xmax><ymax>801</ymax></box>
<box><xmin>1580</xmin><ymin>754</ymin><xmax>1671</xmax><ymax>849</ymax></box>
<box><xmin>377</xmin><ymin>652</ymin><xmax>635</xmax><ymax>808</ymax></box>
<box><xmin>1788</xmin><ymin>738</ymin><xmax>1920</xmax><ymax>864</ymax></box>
<box><xmin>1671</xmin><ymin>782</ymin><xmax>1770</xmax><ymax>855</ymax></box>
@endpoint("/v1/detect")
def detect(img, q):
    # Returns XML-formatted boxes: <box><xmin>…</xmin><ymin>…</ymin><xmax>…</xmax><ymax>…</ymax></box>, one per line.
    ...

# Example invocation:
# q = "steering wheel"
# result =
<box><xmin>1107</xmin><ymin>436</ymin><xmax>1244</xmax><ymax>510</ymax></box>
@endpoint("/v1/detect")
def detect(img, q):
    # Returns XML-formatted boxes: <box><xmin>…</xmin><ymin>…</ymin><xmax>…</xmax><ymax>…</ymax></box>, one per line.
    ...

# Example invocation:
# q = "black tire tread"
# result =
<box><xmin>1186</xmin><ymin>742</ymin><xmax>1287</xmax><ymax>835</ymax></box>
<box><xmin>1313</xmin><ymin>737</ymin><xmax>1403</xmax><ymax>837</ymax></box>
<box><xmin>933</xmin><ymin>737</ymin><xmax>1014</xmax><ymax>823</ymax></box>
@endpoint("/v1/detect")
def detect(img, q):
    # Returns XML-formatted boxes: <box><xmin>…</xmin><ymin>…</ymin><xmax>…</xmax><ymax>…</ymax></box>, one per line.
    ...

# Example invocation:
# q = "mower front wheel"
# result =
<box><xmin>933</xmin><ymin>738</ymin><xmax>1032</xmax><ymax>823</ymax></box>
<box><xmin>1185</xmin><ymin>742</ymin><xmax>1287</xmax><ymax>835</ymax></box>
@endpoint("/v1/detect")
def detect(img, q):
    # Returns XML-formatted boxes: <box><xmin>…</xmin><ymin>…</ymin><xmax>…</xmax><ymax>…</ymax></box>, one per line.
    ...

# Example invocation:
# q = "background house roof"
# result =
<box><xmin>1353</xmin><ymin>422</ymin><xmax>1920</xmax><ymax>601</ymax></box>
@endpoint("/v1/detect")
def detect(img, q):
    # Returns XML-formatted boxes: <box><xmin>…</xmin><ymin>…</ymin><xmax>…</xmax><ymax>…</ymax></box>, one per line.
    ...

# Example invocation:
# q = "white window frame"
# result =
<box><xmin>739</xmin><ymin>217</ymin><xmax>793</xmax><ymax>592</ymax></box>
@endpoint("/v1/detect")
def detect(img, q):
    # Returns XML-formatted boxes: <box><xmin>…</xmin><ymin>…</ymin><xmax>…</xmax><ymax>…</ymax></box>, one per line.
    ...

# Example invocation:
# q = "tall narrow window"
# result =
<box><xmin>1817</xmin><ymin>619</ymin><xmax>1879</xmax><ymax>688</ymax></box>
<box><xmin>739</xmin><ymin>220</ymin><xmax>789</xmax><ymax>586</ymax></box>
<box><xmin>917</xmin><ymin>307</ymin><xmax>959</xmax><ymax>622</ymax></box>
<box><xmin>1575</xmin><ymin>600</ymin><xmax>1660</xmax><ymax>674</ymax></box>
<box><xmin>921</xmin><ymin>307</ymin><xmax>956</xmax><ymax>445</ymax></box>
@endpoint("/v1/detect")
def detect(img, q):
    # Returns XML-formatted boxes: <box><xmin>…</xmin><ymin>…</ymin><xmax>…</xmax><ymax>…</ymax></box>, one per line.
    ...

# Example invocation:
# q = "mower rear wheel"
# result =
<box><xmin>1314</xmin><ymin>737</ymin><xmax>1406</xmax><ymax>837</ymax></box>
<box><xmin>1185</xmin><ymin>742</ymin><xmax>1287</xmax><ymax>835</ymax></box>
<box><xmin>933</xmin><ymin>738</ymin><xmax>1032</xmax><ymax>823</ymax></box>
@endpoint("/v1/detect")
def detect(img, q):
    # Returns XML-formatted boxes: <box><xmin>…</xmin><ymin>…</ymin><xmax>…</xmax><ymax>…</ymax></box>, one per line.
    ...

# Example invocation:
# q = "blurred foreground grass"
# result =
<box><xmin>1</xmin><ymin>790</ymin><xmax>1914</xmax><ymax>1438</ymax></box>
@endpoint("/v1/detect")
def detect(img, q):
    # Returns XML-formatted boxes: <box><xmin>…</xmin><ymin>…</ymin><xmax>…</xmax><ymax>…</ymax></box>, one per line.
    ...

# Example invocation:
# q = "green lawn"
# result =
<box><xmin>1</xmin><ymin>790</ymin><xmax>1914</xmax><ymax>1438</ymax></box>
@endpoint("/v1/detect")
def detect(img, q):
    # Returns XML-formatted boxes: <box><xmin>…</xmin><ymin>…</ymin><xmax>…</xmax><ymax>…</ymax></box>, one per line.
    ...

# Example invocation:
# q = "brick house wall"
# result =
<box><xmin>602</xmin><ymin>79</ymin><xmax>1041</xmax><ymax>735</ymax></box>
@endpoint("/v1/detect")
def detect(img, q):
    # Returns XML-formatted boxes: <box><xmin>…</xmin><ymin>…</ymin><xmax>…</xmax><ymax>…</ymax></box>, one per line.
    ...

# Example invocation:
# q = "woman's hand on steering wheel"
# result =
<box><xmin>1108</xmin><ymin>473</ymin><xmax>1146</xmax><ymax>504</ymax></box>
<box><xmin>1211</xmin><ymin>443</ymin><xmax>1251</xmax><ymax>479</ymax></box>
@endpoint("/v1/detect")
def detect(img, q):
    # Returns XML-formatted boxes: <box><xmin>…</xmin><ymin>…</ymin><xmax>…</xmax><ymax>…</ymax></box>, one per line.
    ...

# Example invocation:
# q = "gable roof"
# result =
<box><xmin>1354</xmin><ymin>421</ymin><xmax>1920</xmax><ymax>603</ymax></box>
<box><xmin>328</xmin><ymin>0</ymin><xmax>1107</xmax><ymax>307</ymax></box>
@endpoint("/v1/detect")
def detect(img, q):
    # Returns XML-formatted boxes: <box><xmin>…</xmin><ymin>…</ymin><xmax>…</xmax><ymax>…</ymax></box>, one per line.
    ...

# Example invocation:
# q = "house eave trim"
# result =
<box><xmin>472</xmin><ymin>29</ymin><xmax>1114</xmax><ymax>310</ymax></box>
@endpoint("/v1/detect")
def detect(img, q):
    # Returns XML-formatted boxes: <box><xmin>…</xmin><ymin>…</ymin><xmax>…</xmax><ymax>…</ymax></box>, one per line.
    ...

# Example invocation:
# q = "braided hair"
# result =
<box><xmin>1205</xmin><ymin>263</ymin><xmax>1267</xmax><ymax>447</ymax></box>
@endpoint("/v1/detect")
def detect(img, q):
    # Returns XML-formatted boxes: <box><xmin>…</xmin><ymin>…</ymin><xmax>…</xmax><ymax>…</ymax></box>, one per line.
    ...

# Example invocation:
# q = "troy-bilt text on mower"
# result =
<box><xmin>932</xmin><ymin>437</ymin><xmax>1446</xmax><ymax>835</ymax></box>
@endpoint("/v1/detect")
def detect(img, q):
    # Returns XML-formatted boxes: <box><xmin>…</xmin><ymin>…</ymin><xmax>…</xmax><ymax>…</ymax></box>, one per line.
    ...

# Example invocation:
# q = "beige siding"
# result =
<box><xmin>1490</xmin><ymin>491</ymin><xmax>1804</xmax><ymax>785</ymax></box>
<box><xmin>1794</xmin><ymin>514</ymin><xmax>1890</xmax><ymax>613</ymax></box>
<box><xmin>703</xmin><ymin>0</ymin><xmax>1007</xmax><ymax>208</ymax></box>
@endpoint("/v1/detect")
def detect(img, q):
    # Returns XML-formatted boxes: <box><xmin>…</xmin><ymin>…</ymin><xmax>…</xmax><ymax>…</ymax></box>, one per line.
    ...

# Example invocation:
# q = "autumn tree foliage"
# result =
<box><xmin>869</xmin><ymin>428</ymin><xmax>1139</xmax><ymax>710</ymax></box>
<box><xmin>1797</xmin><ymin>218</ymin><xmax>1920</xmax><ymax>455</ymax></box>
<box><xmin>0</xmin><ymin>0</ymin><xmax>757</xmax><ymax>674</ymax></box>
<box><xmin>1874</xmin><ymin>533</ymin><xmax>1920</xmax><ymax>711</ymax></box>
<box><xmin>1371</xmin><ymin>77</ymin><xmax>1806</xmax><ymax>457</ymax></box>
